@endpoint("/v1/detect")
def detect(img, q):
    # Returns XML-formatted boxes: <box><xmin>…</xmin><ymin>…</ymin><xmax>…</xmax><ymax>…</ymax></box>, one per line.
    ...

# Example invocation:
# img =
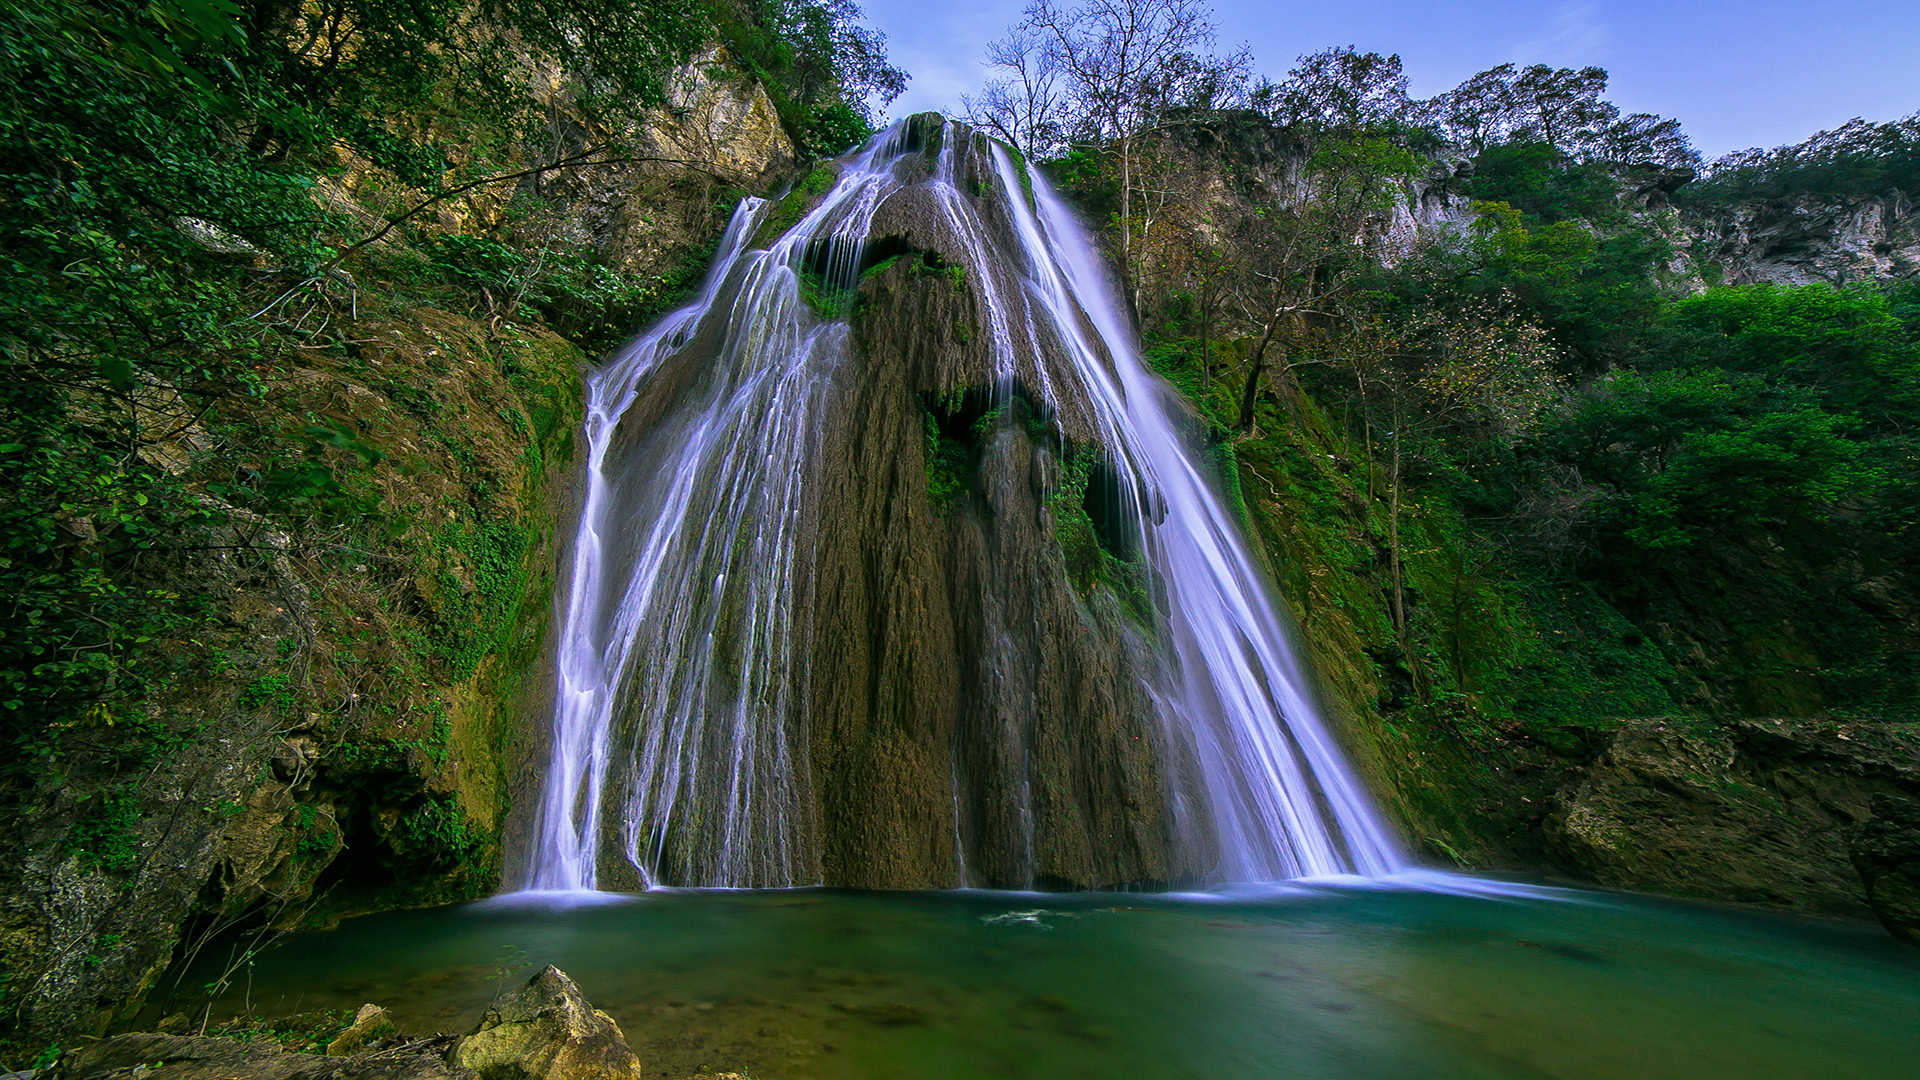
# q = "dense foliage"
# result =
<box><xmin>0</xmin><ymin>0</ymin><xmax>898</xmax><ymax>784</ymax></box>
<box><xmin>1681</xmin><ymin>112</ymin><xmax>1920</xmax><ymax>205</ymax></box>
<box><xmin>1007</xmin><ymin>4</ymin><xmax>1920</xmax><ymax>729</ymax></box>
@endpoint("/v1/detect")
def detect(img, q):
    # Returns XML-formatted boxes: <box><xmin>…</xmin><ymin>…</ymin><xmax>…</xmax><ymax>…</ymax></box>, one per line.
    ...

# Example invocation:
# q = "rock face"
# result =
<box><xmin>1</xmin><ymin>44</ymin><xmax>797</xmax><ymax>1045</ymax></box>
<box><xmin>526</xmin><ymin>46</ymin><xmax>795</xmax><ymax>285</ymax></box>
<box><xmin>806</xmin><ymin>169</ymin><xmax>1194</xmax><ymax>889</ymax></box>
<box><xmin>452</xmin><ymin>967</ymin><xmax>644</xmax><ymax>1080</ymax></box>
<box><xmin>1684</xmin><ymin>193</ymin><xmax>1919</xmax><ymax>286</ymax></box>
<box><xmin>1850</xmin><ymin>793</ymin><xmax>1920</xmax><ymax>941</ymax></box>
<box><xmin>1546</xmin><ymin>719</ymin><xmax>1920</xmax><ymax>919</ymax></box>
<box><xmin>575</xmin><ymin>121</ymin><xmax>1205</xmax><ymax>892</ymax></box>
<box><xmin>0</xmin><ymin>310</ymin><xmax>587</xmax><ymax>1043</ymax></box>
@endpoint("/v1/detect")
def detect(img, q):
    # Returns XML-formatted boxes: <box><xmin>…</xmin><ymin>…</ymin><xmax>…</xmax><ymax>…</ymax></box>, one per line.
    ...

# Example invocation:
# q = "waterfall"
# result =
<box><xmin>518</xmin><ymin>118</ymin><xmax>1403</xmax><ymax>894</ymax></box>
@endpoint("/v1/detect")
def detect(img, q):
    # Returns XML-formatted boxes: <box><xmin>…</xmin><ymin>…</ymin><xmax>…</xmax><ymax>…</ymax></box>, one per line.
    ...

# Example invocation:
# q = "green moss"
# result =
<box><xmin>1049</xmin><ymin>448</ymin><xmax>1104</xmax><ymax>594</ymax></box>
<box><xmin>750</xmin><ymin>166</ymin><xmax>837</xmax><ymax>250</ymax></box>
<box><xmin>800</xmin><ymin>266</ymin><xmax>857</xmax><ymax>319</ymax></box>
<box><xmin>399</xmin><ymin>794</ymin><xmax>496</xmax><ymax>883</ymax></box>
<box><xmin>65</xmin><ymin>788</ymin><xmax>142</xmax><ymax>873</ymax></box>
<box><xmin>1047</xmin><ymin>445</ymin><xmax>1155</xmax><ymax>627</ymax></box>
<box><xmin>798</xmin><ymin>165</ymin><xmax>836</xmax><ymax>197</ymax></box>
<box><xmin>924</xmin><ymin>411</ymin><xmax>970</xmax><ymax>508</ymax></box>
<box><xmin>432</xmin><ymin>515</ymin><xmax>532</xmax><ymax>679</ymax></box>
<box><xmin>997</xmin><ymin>138</ymin><xmax>1036</xmax><ymax>204</ymax></box>
<box><xmin>239</xmin><ymin>673</ymin><xmax>295</xmax><ymax>713</ymax></box>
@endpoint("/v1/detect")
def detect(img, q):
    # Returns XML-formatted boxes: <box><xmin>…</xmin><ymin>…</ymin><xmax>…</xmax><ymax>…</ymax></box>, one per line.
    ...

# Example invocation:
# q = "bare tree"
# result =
<box><xmin>995</xmin><ymin>0</ymin><xmax>1246</xmax><ymax>305</ymax></box>
<box><xmin>964</xmin><ymin>26</ymin><xmax>1068</xmax><ymax>157</ymax></box>
<box><xmin>1338</xmin><ymin>297</ymin><xmax>1562</xmax><ymax>650</ymax></box>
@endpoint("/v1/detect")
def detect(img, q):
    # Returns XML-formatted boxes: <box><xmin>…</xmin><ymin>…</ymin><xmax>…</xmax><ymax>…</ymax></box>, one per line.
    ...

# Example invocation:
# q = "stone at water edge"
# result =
<box><xmin>452</xmin><ymin>967</ymin><xmax>644</xmax><ymax>1080</ymax></box>
<box><xmin>328</xmin><ymin>1004</ymin><xmax>401</xmax><ymax>1056</ymax></box>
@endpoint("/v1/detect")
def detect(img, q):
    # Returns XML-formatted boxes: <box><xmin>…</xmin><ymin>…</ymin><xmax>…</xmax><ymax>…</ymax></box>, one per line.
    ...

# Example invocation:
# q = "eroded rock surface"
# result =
<box><xmin>1546</xmin><ymin>718</ymin><xmax>1920</xmax><ymax>920</ymax></box>
<box><xmin>1850</xmin><ymin>792</ymin><xmax>1920</xmax><ymax>941</ymax></box>
<box><xmin>1685</xmin><ymin>193</ymin><xmax>1920</xmax><ymax>286</ymax></box>
<box><xmin>452</xmin><ymin>967</ymin><xmax>644</xmax><ymax>1080</ymax></box>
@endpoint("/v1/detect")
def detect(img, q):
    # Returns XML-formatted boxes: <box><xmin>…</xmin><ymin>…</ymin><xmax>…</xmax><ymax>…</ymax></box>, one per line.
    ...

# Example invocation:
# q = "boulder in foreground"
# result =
<box><xmin>452</xmin><ymin>966</ymin><xmax>643</xmax><ymax>1080</ymax></box>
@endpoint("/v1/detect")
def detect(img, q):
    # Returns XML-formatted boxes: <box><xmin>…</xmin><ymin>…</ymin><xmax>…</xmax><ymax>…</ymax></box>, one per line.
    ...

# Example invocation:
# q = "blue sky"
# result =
<box><xmin>861</xmin><ymin>0</ymin><xmax>1920</xmax><ymax>158</ymax></box>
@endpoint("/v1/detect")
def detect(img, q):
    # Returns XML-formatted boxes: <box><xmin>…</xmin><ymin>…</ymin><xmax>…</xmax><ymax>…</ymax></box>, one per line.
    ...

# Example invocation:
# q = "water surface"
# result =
<box><xmin>170</xmin><ymin>882</ymin><xmax>1920</xmax><ymax>1080</ymax></box>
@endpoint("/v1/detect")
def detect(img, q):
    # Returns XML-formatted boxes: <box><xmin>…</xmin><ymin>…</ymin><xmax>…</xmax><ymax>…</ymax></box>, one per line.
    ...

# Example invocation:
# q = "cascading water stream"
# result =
<box><xmin>998</xmin><ymin>151</ymin><xmax>1402</xmax><ymax>879</ymax></box>
<box><xmin>518</xmin><ymin>119</ymin><xmax>1403</xmax><ymax>895</ymax></box>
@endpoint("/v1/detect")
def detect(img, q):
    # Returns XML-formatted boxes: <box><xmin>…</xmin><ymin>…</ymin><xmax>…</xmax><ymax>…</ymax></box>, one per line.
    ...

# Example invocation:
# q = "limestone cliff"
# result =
<box><xmin>1149</xmin><ymin>119</ymin><xmax>1913</xmax><ymax>295</ymax></box>
<box><xmin>1682</xmin><ymin>191</ymin><xmax>1919</xmax><ymax>286</ymax></box>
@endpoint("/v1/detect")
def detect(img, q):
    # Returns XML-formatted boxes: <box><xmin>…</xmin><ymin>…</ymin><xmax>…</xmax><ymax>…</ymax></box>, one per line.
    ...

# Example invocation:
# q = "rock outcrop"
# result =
<box><xmin>452</xmin><ymin>967</ymin><xmax>643</xmax><ymax>1080</ymax></box>
<box><xmin>1545</xmin><ymin>718</ymin><xmax>1920</xmax><ymax>920</ymax></box>
<box><xmin>0</xmin><ymin>41</ymin><xmax>799</xmax><ymax>1045</ymax></box>
<box><xmin>1849</xmin><ymin>793</ymin><xmax>1920</xmax><ymax>941</ymax></box>
<box><xmin>1683</xmin><ymin>193</ymin><xmax>1919</xmax><ymax>286</ymax></box>
<box><xmin>327</xmin><ymin>1006</ymin><xmax>401</xmax><ymax>1057</ymax></box>
<box><xmin>574</xmin><ymin>120</ymin><xmax>1205</xmax><ymax>892</ymax></box>
<box><xmin>0</xmin><ymin>310</ymin><xmax>587</xmax><ymax>1042</ymax></box>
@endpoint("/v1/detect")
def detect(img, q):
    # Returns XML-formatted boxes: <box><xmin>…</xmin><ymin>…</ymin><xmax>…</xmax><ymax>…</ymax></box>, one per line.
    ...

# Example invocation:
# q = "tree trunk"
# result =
<box><xmin>1356</xmin><ymin>367</ymin><xmax>1374</xmax><ymax>505</ymax></box>
<box><xmin>1119</xmin><ymin>133</ymin><xmax>1134</xmax><ymax>310</ymax></box>
<box><xmin>1236</xmin><ymin>316</ymin><xmax>1281</xmax><ymax>433</ymax></box>
<box><xmin>1199</xmin><ymin>292</ymin><xmax>1211</xmax><ymax>389</ymax></box>
<box><xmin>1387</xmin><ymin>411</ymin><xmax>1405</xmax><ymax>637</ymax></box>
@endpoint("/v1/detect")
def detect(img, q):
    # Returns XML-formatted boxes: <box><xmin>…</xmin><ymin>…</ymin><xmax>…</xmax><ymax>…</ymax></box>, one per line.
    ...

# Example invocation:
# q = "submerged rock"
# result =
<box><xmin>452</xmin><ymin>967</ymin><xmax>644</xmax><ymax>1080</ymax></box>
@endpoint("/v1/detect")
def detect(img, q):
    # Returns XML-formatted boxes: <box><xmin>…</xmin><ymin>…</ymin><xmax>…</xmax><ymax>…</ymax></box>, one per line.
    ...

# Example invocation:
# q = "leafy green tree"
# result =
<box><xmin>1625</xmin><ymin>409</ymin><xmax>1872</xmax><ymax>549</ymax></box>
<box><xmin>0</xmin><ymin>0</ymin><xmax>897</xmax><ymax>770</ymax></box>
<box><xmin>1253</xmin><ymin>45</ymin><xmax>1414</xmax><ymax>133</ymax></box>
<box><xmin>1660</xmin><ymin>284</ymin><xmax>1920</xmax><ymax>429</ymax></box>
<box><xmin>1462</xmin><ymin>142</ymin><xmax>1624</xmax><ymax>224</ymax></box>
<box><xmin>1425</xmin><ymin>61</ymin><xmax>1696</xmax><ymax>167</ymax></box>
<box><xmin>1376</xmin><ymin>198</ymin><xmax>1671</xmax><ymax>372</ymax></box>
<box><xmin>1684</xmin><ymin>113</ymin><xmax>1920</xmax><ymax>205</ymax></box>
<box><xmin>714</xmin><ymin>0</ymin><xmax>908</xmax><ymax>155</ymax></box>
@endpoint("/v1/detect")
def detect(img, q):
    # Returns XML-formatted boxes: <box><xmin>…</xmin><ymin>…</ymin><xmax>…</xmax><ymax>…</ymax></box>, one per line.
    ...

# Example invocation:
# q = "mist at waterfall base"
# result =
<box><xmin>522</xmin><ymin>116</ymin><xmax>1397</xmax><ymax>895</ymax></box>
<box><xmin>167</xmin><ymin>886</ymin><xmax>1920</xmax><ymax>1080</ymax></box>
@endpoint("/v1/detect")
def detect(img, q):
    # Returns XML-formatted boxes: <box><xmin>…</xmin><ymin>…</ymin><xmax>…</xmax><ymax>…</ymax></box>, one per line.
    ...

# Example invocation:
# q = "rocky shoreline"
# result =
<box><xmin>35</xmin><ymin>968</ymin><xmax>689</xmax><ymax>1080</ymax></box>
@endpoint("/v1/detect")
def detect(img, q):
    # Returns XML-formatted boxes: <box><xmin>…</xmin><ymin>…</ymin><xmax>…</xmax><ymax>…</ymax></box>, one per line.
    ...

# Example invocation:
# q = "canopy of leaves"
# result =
<box><xmin>0</xmin><ymin>0</ymin><xmax>897</xmax><ymax>768</ymax></box>
<box><xmin>1423</xmin><ymin>61</ymin><xmax>1697</xmax><ymax>168</ymax></box>
<box><xmin>1683</xmin><ymin>113</ymin><xmax>1920</xmax><ymax>206</ymax></box>
<box><xmin>711</xmin><ymin>0</ymin><xmax>908</xmax><ymax>156</ymax></box>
